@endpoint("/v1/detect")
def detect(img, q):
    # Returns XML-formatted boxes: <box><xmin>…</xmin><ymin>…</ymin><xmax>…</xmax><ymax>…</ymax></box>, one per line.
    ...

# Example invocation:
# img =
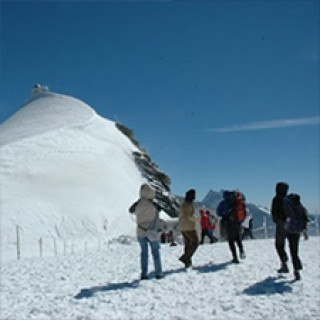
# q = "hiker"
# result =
<box><xmin>271</xmin><ymin>182</ymin><xmax>289</xmax><ymax>273</ymax></box>
<box><xmin>129</xmin><ymin>183</ymin><xmax>163</xmax><ymax>280</ymax></box>
<box><xmin>169</xmin><ymin>230</ymin><xmax>178</xmax><ymax>246</ymax></box>
<box><xmin>217</xmin><ymin>191</ymin><xmax>246</xmax><ymax>263</ymax></box>
<box><xmin>283</xmin><ymin>193</ymin><xmax>308</xmax><ymax>281</ymax></box>
<box><xmin>207</xmin><ymin>210</ymin><xmax>219</xmax><ymax>242</ymax></box>
<box><xmin>199</xmin><ymin>209</ymin><xmax>215</xmax><ymax>244</ymax></box>
<box><xmin>178</xmin><ymin>189</ymin><xmax>199</xmax><ymax>268</ymax></box>
<box><xmin>242</xmin><ymin>209</ymin><xmax>254</xmax><ymax>240</ymax></box>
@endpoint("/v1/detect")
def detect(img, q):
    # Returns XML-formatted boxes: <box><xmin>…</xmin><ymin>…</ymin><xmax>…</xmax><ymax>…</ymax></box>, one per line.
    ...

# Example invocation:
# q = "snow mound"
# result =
<box><xmin>0</xmin><ymin>90</ymin><xmax>95</xmax><ymax>145</ymax></box>
<box><xmin>0</xmin><ymin>89</ymin><xmax>146</xmax><ymax>259</ymax></box>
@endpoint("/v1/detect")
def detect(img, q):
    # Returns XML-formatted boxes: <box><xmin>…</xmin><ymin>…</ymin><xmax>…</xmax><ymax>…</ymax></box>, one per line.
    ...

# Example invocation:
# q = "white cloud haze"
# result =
<box><xmin>209</xmin><ymin>116</ymin><xmax>320</xmax><ymax>133</ymax></box>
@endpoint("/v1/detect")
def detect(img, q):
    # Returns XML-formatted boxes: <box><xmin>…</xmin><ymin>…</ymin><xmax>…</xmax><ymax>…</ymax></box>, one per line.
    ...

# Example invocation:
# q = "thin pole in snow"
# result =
<box><xmin>53</xmin><ymin>237</ymin><xmax>57</xmax><ymax>256</ymax></box>
<box><xmin>263</xmin><ymin>216</ymin><xmax>268</xmax><ymax>239</ymax></box>
<box><xmin>39</xmin><ymin>238</ymin><xmax>43</xmax><ymax>258</ymax></box>
<box><xmin>16</xmin><ymin>225</ymin><xmax>21</xmax><ymax>260</ymax></box>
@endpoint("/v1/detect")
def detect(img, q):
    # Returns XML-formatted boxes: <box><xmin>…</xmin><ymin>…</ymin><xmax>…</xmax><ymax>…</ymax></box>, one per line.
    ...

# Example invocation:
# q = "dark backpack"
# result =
<box><xmin>283</xmin><ymin>196</ymin><xmax>304</xmax><ymax>232</ymax></box>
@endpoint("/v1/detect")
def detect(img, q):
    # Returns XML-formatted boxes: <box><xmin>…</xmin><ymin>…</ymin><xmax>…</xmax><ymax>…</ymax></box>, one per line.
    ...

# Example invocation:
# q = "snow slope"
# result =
<box><xmin>1</xmin><ymin>237</ymin><xmax>320</xmax><ymax>320</ymax></box>
<box><xmin>0</xmin><ymin>89</ymin><xmax>145</xmax><ymax>260</ymax></box>
<box><xmin>1</xmin><ymin>88</ymin><xmax>319</xmax><ymax>320</ymax></box>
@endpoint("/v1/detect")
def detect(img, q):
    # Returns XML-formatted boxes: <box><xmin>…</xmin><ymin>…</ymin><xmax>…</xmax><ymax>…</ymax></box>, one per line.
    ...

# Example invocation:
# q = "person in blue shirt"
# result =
<box><xmin>217</xmin><ymin>191</ymin><xmax>245</xmax><ymax>263</ymax></box>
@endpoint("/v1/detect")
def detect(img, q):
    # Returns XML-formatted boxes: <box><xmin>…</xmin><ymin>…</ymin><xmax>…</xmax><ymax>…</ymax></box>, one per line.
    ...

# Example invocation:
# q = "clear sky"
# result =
<box><xmin>1</xmin><ymin>1</ymin><xmax>319</xmax><ymax>212</ymax></box>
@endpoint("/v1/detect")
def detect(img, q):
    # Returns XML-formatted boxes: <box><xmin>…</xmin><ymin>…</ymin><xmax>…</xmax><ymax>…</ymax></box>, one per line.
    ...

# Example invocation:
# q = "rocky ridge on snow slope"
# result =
<box><xmin>116</xmin><ymin>122</ymin><xmax>180</xmax><ymax>217</ymax></box>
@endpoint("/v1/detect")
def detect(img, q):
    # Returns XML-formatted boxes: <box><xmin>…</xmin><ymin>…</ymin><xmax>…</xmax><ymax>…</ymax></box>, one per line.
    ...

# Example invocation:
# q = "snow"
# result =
<box><xmin>256</xmin><ymin>205</ymin><xmax>271</xmax><ymax>215</ymax></box>
<box><xmin>1</xmin><ymin>88</ymin><xmax>320</xmax><ymax>319</ymax></box>
<box><xmin>1</xmin><ymin>237</ymin><xmax>320</xmax><ymax>320</ymax></box>
<box><xmin>0</xmin><ymin>90</ymin><xmax>146</xmax><ymax>260</ymax></box>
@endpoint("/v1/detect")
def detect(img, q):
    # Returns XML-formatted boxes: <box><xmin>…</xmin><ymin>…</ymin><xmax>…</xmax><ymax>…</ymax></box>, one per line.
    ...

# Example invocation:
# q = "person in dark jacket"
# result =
<box><xmin>283</xmin><ymin>193</ymin><xmax>308</xmax><ymax>281</ymax></box>
<box><xmin>217</xmin><ymin>191</ymin><xmax>245</xmax><ymax>263</ymax></box>
<box><xmin>271</xmin><ymin>182</ymin><xmax>289</xmax><ymax>273</ymax></box>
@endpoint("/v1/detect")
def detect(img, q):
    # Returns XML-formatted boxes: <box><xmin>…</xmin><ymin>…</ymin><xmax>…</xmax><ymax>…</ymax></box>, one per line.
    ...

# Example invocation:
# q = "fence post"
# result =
<box><xmin>263</xmin><ymin>216</ymin><xmax>268</xmax><ymax>239</ymax></box>
<box><xmin>217</xmin><ymin>219</ymin><xmax>221</xmax><ymax>240</ymax></box>
<box><xmin>53</xmin><ymin>237</ymin><xmax>57</xmax><ymax>256</ymax></box>
<box><xmin>317</xmin><ymin>217</ymin><xmax>320</xmax><ymax>236</ymax></box>
<box><xmin>39</xmin><ymin>238</ymin><xmax>43</xmax><ymax>258</ymax></box>
<box><xmin>16</xmin><ymin>225</ymin><xmax>21</xmax><ymax>260</ymax></box>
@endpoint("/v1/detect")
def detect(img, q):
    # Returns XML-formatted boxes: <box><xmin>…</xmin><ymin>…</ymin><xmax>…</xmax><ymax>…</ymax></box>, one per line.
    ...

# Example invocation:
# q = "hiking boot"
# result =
<box><xmin>185</xmin><ymin>260</ymin><xmax>192</xmax><ymax>268</ymax></box>
<box><xmin>140</xmin><ymin>275</ymin><xmax>149</xmax><ymax>280</ymax></box>
<box><xmin>155</xmin><ymin>275</ymin><xmax>164</xmax><ymax>280</ymax></box>
<box><xmin>232</xmin><ymin>258</ymin><xmax>240</xmax><ymax>264</ymax></box>
<box><xmin>179</xmin><ymin>257</ymin><xmax>186</xmax><ymax>266</ymax></box>
<box><xmin>179</xmin><ymin>257</ymin><xmax>192</xmax><ymax>268</ymax></box>
<box><xmin>277</xmin><ymin>263</ymin><xmax>289</xmax><ymax>273</ymax></box>
<box><xmin>294</xmin><ymin>270</ymin><xmax>301</xmax><ymax>281</ymax></box>
<box><xmin>240</xmin><ymin>252</ymin><xmax>246</xmax><ymax>259</ymax></box>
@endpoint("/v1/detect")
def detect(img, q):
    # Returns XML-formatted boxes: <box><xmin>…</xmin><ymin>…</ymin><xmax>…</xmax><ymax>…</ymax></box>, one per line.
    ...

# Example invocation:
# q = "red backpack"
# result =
<box><xmin>234</xmin><ymin>191</ymin><xmax>246</xmax><ymax>222</ymax></box>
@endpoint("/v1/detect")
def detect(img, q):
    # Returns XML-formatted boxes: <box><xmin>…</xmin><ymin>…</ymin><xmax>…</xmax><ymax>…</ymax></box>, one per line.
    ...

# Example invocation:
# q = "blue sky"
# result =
<box><xmin>1</xmin><ymin>1</ymin><xmax>319</xmax><ymax>212</ymax></box>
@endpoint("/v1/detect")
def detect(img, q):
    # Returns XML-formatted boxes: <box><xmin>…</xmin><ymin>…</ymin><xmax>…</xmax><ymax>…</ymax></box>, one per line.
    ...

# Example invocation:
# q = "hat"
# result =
<box><xmin>185</xmin><ymin>189</ymin><xmax>196</xmax><ymax>201</ymax></box>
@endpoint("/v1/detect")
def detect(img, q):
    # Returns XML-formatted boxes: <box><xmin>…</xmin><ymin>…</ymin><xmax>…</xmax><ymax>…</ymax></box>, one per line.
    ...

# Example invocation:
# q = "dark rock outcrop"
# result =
<box><xmin>116</xmin><ymin>123</ymin><xmax>180</xmax><ymax>217</ymax></box>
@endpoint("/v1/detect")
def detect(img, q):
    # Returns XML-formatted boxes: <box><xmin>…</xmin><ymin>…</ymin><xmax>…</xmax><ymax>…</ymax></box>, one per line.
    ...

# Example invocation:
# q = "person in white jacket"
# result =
<box><xmin>242</xmin><ymin>209</ymin><xmax>254</xmax><ymax>240</ymax></box>
<box><xmin>129</xmin><ymin>184</ymin><xmax>163</xmax><ymax>280</ymax></box>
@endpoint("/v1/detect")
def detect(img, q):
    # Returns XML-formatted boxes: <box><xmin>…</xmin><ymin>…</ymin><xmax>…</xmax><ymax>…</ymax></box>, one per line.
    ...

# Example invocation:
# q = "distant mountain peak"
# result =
<box><xmin>201</xmin><ymin>189</ymin><xmax>223</xmax><ymax>207</ymax></box>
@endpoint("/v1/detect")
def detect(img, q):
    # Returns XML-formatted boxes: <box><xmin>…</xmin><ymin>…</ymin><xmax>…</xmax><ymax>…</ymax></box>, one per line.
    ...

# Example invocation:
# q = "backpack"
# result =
<box><xmin>228</xmin><ymin>191</ymin><xmax>246</xmax><ymax>223</ymax></box>
<box><xmin>283</xmin><ymin>196</ymin><xmax>304</xmax><ymax>232</ymax></box>
<box><xmin>235</xmin><ymin>191</ymin><xmax>246</xmax><ymax>222</ymax></box>
<box><xmin>153</xmin><ymin>218</ymin><xmax>167</xmax><ymax>232</ymax></box>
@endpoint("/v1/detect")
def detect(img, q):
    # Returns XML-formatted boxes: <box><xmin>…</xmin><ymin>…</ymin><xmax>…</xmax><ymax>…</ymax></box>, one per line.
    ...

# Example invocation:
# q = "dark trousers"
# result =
<box><xmin>275</xmin><ymin>222</ymin><xmax>288</xmax><ymax>264</ymax></box>
<box><xmin>226</xmin><ymin>223</ymin><xmax>244</xmax><ymax>260</ymax></box>
<box><xmin>180</xmin><ymin>230</ymin><xmax>199</xmax><ymax>264</ymax></box>
<box><xmin>242</xmin><ymin>228</ymin><xmax>254</xmax><ymax>240</ymax></box>
<box><xmin>287</xmin><ymin>233</ymin><xmax>302</xmax><ymax>271</ymax></box>
<box><xmin>200</xmin><ymin>229</ymin><xmax>215</xmax><ymax>244</ymax></box>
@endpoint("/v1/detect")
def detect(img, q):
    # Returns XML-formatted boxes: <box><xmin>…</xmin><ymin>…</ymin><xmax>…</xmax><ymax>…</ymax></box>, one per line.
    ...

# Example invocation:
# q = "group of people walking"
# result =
<box><xmin>129</xmin><ymin>182</ymin><xmax>308</xmax><ymax>281</ymax></box>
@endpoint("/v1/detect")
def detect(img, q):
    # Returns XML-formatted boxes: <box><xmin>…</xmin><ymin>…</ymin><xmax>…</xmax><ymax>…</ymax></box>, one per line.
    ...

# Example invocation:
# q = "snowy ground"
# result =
<box><xmin>1</xmin><ymin>237</ymin><xmax>320</xmax><ymax>320</ymax></box>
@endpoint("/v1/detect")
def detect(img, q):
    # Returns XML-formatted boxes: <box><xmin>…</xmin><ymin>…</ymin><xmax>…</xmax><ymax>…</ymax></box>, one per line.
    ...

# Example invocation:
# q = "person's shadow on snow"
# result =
<box><xmin>74</xmin><ymin>268</ymin><xmax>187</xmax><ymax>299</ymax></box>
<box><xmin>74</xmin><ymin>263</ymin><xmax>230</xmax><ymax>300</ymax></box>
<box><xmin>74</xmin><ymin>280</ymin><xmax>141</xmax><ymax>299</ymax></box>
<box><xmin>193</xmin><ymin>261</ymin><xmax>230</xmax><ymax>274</ymax></box>
<box><xmin>243</xmin><ymin>276</ymin><xmax>295</xmax><ymax>296</ymax></box>
<box><xmin>162</xmin><ymin>261</ymin><xmax>230</xmax><ymax>277</ymax></box>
